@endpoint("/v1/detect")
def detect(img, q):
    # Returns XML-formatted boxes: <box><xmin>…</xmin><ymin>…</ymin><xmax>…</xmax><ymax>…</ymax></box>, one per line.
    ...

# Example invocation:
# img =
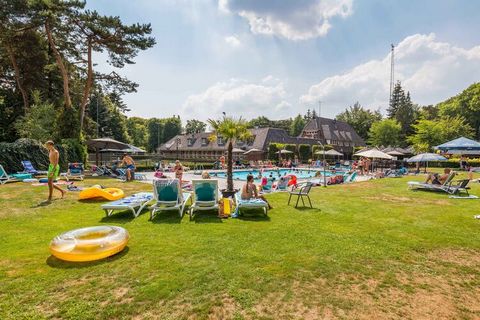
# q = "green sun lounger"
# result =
<box><xmin>150</xmin><ymin>178</ymin><xmax>191</xmax><ymax>219</ymax></box>
<box><xmin>189</xmin><ymin>179</ymin><xmax>219</xmax><ymax>220</ymax></box>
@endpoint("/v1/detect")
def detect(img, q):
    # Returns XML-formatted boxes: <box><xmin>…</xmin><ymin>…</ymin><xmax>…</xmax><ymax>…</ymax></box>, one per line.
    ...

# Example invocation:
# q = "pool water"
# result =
<box><xmin>210</xmin><ymin>169</ymin><xmax>341</xmax><ymax>181</ymax></box>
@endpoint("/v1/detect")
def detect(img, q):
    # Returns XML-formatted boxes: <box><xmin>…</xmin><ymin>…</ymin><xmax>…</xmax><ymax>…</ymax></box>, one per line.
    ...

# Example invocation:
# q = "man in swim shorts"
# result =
<box><xmin>46</xmin><ymin>140</ymin><xmax>65</xmax><ymax>202</ymax></box>
<box><xmin>120</xmin><ymin>153</ymin><xmax>136</xmax><ymax>181</ymax></box>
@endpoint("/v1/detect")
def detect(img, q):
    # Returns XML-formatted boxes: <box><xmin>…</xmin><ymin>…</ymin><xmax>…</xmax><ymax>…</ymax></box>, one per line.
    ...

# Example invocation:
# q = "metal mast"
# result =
<box><xmin>389</xmin><ymin>44</ymin><xmax>395</xmax><ymax>105</ymax></box>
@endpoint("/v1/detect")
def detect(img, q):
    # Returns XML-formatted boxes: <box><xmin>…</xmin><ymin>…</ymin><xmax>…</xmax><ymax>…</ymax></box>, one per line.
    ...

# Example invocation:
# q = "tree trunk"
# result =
<box><xmin>227</xmin><ymin>140</ymin><xmax>233</xmax><ymax>191</ymax></box>
<box><xmin>45</xmin><ymin>19</ymin><xmax>72</xmax><ymax>109</ymax></box>
<box><xmin>79</xmin><ymin>38</ymin><xmax>93</xmax><ymax>133</ymax></box>
<box><xmin>6</xmin><ymin>43</ymin><xmax>29</xmax><ymax>110</ymax></box>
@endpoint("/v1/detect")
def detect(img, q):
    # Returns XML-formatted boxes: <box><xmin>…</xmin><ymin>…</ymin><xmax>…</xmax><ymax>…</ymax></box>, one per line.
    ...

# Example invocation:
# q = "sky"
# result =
<box><xmin>87</xmin><ymin>0</ymin><xmax>480</xmax><ymax>121</ymax></box>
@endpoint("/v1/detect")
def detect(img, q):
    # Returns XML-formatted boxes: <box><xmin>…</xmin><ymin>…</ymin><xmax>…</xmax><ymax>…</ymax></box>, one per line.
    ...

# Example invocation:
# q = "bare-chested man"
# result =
<box><xmin>120</xmin><ymin>153</ymin><xmax>135</xmax><ymax>181</ymax></box>
<box><xmin>45</xmin><ymin>140</ymin><xmax>65</xmax><ymax>202</ymax></box>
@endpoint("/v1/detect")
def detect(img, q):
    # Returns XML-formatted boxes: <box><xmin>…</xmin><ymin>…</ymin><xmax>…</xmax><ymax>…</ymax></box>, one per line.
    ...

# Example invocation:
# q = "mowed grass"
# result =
<box><xmin>1</xmin><ymin>173</ymin><xmax>480</xmax><ymax>319</ymax></box>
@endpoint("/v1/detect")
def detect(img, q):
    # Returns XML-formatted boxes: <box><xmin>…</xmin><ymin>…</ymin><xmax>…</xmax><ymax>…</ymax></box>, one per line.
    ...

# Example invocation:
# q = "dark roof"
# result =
<box><xmin>302</xmin><ymin>117</ymin><xmax>365</xmax><ymax>145</ymax></box>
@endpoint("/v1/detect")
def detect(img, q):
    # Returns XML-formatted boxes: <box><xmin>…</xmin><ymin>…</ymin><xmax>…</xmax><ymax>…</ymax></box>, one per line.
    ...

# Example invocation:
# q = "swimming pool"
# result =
<box><xmin>210</xmin><ymin>169</ymin><xmax>341</xmax><ymax>181</ymax></box>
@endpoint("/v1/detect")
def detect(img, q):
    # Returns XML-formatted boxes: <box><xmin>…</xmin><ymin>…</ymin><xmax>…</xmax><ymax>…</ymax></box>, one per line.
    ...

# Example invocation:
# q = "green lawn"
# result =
<box><xmin>1</xmin><ymin>174</ymin><xmax>480</xmax><ymax>319</ymax></box>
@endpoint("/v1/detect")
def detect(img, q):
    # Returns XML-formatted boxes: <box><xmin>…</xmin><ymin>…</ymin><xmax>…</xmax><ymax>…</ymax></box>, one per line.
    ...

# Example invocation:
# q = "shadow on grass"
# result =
<box><xmin>150</xmin><ymin>211</ymin><xmax>183</xmax><ymax>224</ymax></box>
<box><xmin>291</xmin><ymin>206</ymin><xmax>321</xmax><ymax>213</ymax></box>
<box><xmin>236</xmin><ymin>209</ymin><xmax>271</xmax><ymax>222</ymax></box>
<box><xmin>99</xmin><ymin>210</ymin><xmax>139</xmax><ymax>223</ymax></box>
<box><xmin>46</xmin><ymin>247</ymin><xmax>130</xmax><ymax>269</ymax></box>
<box><xmin>191</xmin><ymin>210</ymin><xmax>224</xmax><ymax>224</ymax></box>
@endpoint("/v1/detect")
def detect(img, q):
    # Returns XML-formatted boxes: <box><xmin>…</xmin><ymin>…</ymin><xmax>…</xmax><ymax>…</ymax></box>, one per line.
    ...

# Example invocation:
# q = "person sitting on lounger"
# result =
<box><xmin>241</xmin><ymin>175</ymin><xmax>272</xmax><ymax>209</ymax></box>
<box><xmin>425</xmin><ymin>168</ymin><xmax>451</xmax><ymax>185</ymax></box>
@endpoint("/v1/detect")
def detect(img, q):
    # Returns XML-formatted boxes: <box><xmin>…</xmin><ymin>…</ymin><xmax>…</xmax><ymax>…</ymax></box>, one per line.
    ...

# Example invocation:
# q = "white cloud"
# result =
<box><xmin>224</xmin><ymin>35</ymin><xmax>241</xmax><ymax>48</ymax></box>
<box><xmin>181</xmin><ymin>77</ymin><xmax>293</xmax><ymax>120</ymax></box>
<box><xmin>300</xmin><ymin>33</ymin><xmax>480</xmax><ymax>116</ymax></box>
<box><xmin>219</xmin><ymin>0</ymin><xmax>353</xmax><ymax>40</ymax></box>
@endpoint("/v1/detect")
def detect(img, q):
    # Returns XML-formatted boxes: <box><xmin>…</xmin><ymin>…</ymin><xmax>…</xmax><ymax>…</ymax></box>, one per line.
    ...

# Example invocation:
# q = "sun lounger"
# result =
<box><xmin>233</xmin><ymin>192</ymin><xmax>268</xmax><ymax>216</ymax></box>
<box><xmin>0</xmin><ymin>165</ymin><xmax>20</xmax><ymax>184</ymax></box>
<box><xmin>189</xmin><ymin>179</ymin><xmax>219</xmax><ymax>220</ymax></box>
<box><xmin>408</xmin><ymin>172</ymin><xmax>460</xmax><ymax>194</ymax></box>
<box><xmin>21</xmin><ymin>160</ymin><xmax>47</xmax><ymax>175</ymax></box>
<box><xmin>101</xmin><ymin>192</ymin><xmax>154</xmax><ymax>218</ymax></box>
<box><xmin>344</xmin><ymin>172</ymin><xmax>357</xmax><ymax>183</ymax></box>
<box><xmin>63</xmin><ymin>162</ymin><xmax>84</xmax><ymax>181</ymax></box>
<box><xmin>150</xmin><ymin>178</ymin><xmax>191</xmax><ymax>219</ymax></box>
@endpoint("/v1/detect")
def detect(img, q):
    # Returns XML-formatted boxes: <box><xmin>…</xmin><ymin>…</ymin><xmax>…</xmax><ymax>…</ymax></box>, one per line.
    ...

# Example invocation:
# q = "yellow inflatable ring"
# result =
<box><xmin>49</xmin><ymin>226</ymin><xmax>129</xmax><ymax>262</ymax></box>
<box><xmin>79</xmin><ymin>186</ymin><xmax>124</xmax><ymax>201</ymax></box>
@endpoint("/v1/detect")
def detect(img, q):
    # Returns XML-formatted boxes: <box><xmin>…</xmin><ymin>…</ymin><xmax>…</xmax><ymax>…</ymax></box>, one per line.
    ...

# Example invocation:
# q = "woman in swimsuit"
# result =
<box><xmin>241</xmin><ymin>175</ymin><xmax>272</xmax><ymax>209</ymax></box>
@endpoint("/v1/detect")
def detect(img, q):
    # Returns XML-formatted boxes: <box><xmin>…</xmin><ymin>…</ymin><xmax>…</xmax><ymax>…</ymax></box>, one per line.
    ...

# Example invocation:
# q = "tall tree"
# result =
<box><xmin>163</xmin><ymin>116</ymin><xmax>182</xmax><ymax>143</ymax></box>
<box><xmin>387</xmin><ymin>82</ymin><xmax>418</xmax><ymax>141</ymax></box>
<box><xmin>247</xmin><ymin>116</ymin><xmax>272</xmax><ymax>128</ymax></box>
<box><xmin>290</xmin><ymin>114</ymin><xmax>306</xmax><ymax>136</ymax></box>
<box><xmin>73</xmin><ymin>10</ymin><xmax>155</xmax><ymax>132</ymax></box>
<box><xmin>147</xmin><ymin>118</ymin><xmax>164</xmax><ymax>153</ymax></box>
<box><xmin>438</xmin><ymin>82</ymin><xmax>480</xmax><ymax>139</ymax></box>
<box><xmin>126</xmin><ymin>117</ymin><xmax>148</xmax><ymax>148</ymax></box>
<box><xmin>368</xmin><ymin>119</ymin><xmax>401</xmax><ymax>147</ymax></box>
<box><xmin>185</xmin><ymin>119</ymin><xmax>206</xmax><ymax>134</ymax></box>
<box><xmin>336</xmin><ymin>102</ymin><xmax>382</xmax><ymax>141</ymax></box>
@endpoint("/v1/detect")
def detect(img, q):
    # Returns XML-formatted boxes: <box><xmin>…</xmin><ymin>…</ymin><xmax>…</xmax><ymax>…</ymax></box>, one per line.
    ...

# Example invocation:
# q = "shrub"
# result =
<box><xmin>268</xmin><ymin>143</ymin><xmax>282</xmax><ymax>160</ymax></box>
<box><xmin>0</xmin><ymin>138</ymin><xmax>86</xmax><ymax>173</ymax></box>
<box><xmin>298</xmin><ymin>144</ymin><xmax>311</xmax><ymax>162</ymax></box>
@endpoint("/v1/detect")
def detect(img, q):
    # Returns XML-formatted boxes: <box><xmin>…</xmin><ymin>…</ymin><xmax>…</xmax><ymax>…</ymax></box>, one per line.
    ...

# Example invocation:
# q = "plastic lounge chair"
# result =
<box><xmin>233</xmin><ymin>192</ymin><xmax>268</xmax><ymax>216</ymax></box>
<box><xmin>150</xmin><ymin>178</ymin><xmax>191</xmax><ymax>219</ymax></box>
<box><xmin>288</xmin><ymin>182</ymin><xmax>313</xmax><ymax>208</ymax></box>
<box><xmin>344</xmin><ymin>172</ymin><xmax>357</xmax><ymax>183</ymax></box>
<box><xmin>262</xmin><ymin>179</ymin><xmax>273</xmax><ymax>192</ymax></box>
<box><xmin>0</xmin><ymin>165</ymin><xmax>19</xmax><ymax>184</ymax></box>
<box><xmin>446</xmin><ymin>179</ymin><xmax>470</xmax><ymax>196</ymax></box>
<box><xmin>189</xmin><ymin>179</ymin><xmax>219</xmax><ymax>220</ymax></box>
<box><xmin>21</xmin><ymin>160</ymin><xmax>47</xmax><ymax>175</ymax></box>
<box><xmin>407</xmin><ymin>172</ymin><xmax>456</xmax><ymax>193</ymax></box>
<box><xmin>64</xmin><ymin>162</ymin><xmax>84</xmax><ymax>181</ymax></box>
<box><xmin>101</xmin><ymin>192</ymin><xmax>154</xmax><ymax>218</ymax></box>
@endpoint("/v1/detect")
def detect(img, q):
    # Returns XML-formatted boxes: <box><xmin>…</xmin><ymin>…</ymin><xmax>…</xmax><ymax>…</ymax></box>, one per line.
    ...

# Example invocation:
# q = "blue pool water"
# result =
<box><xmin>210</xmin><ymin>169</ymin><xmax>341</xmax><ymax>181</ymax></box>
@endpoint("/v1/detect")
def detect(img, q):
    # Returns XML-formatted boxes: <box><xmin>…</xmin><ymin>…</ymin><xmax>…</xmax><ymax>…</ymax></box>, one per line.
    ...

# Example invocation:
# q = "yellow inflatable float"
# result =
<box><xmin>49</xmin><ymin>226</ymin><xmax>129</xmax><ymax>262</ymax></box>
<box><xmin>79</xmin><ymin>185</ymin><xmax>124</xmax><ymax>201</ymax></box>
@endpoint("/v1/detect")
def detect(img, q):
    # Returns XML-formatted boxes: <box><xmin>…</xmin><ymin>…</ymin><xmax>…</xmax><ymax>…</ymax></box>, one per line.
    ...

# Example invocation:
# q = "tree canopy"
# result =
<box><xmin>336</xmin><ymin>102</ymin><xmax>382</xmax><ymax>141</ymax></box>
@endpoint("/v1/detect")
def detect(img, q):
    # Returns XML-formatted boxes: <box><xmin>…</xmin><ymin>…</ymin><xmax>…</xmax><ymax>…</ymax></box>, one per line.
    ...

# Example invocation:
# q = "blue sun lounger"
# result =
<box><xmin>233</xmin><ymin>192</ymin><xmax>268</xmax><ymax>216</ymax></box>
<box><xmin>101</xmin><ymin>192</ymin><xmax>154</xmax><ymax>218</ymax></box>
<box><xmin>21</xmin><ymin>160</ymin><xmax>47</xmax><ymax>175</ymax></box>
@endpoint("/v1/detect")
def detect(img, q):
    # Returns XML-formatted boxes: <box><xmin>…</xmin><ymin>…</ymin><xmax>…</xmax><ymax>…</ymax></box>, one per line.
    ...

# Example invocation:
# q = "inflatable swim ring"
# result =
<box><xmin>287</xmin><ymin>174</ymin><xmax>297</xmax><ymax>186</ymax></box>
<box><xmin>49</xmin><ymin>226</ymin><xmax>129</xmax><ymax>262</ymax></box>
<box><xmin>79</xmin><ymin>186</ymin><xmax>124</xmax><ymax>201</ymax></box>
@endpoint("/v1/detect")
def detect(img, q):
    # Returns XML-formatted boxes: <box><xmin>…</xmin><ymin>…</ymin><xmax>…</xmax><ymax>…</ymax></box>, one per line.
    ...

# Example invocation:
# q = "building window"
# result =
<box><xmin>187</xmin><ymin>138</ymin><xmax>194</xmax><ymax>147</ymax></box>
<box><xmin>201</xmin><ymin>137</ymin><xmax>208</xmax><ymax>146</ymax></box>
<box><xmin>218</xmin><ymin>136</ymin><xmax>225</xmax><ymax>145</ymax></box>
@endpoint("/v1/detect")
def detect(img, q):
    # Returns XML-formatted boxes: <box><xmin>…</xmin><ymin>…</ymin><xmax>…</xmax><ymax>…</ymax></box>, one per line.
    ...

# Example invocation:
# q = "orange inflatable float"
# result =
<box><xmin>49</xmin><ymin>226</ymin><xmax>129</xmax><ymax>262</ymax></box>
<box><xmin>287</xmin><ymin>174</ymin><xmax>297</xmax><ymax>186</ymax></box>
<box><xmin>79</xmin><ymin>185</ymin><xmax>124</xmax><ymax>201</ymax></box>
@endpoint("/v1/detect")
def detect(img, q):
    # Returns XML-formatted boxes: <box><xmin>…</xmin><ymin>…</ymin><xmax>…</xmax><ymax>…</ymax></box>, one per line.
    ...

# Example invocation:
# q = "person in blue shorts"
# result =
<box><xmin>120</xmin><ymin>153</ymin><xmax>136</xmax><ymax>181</ymax></box>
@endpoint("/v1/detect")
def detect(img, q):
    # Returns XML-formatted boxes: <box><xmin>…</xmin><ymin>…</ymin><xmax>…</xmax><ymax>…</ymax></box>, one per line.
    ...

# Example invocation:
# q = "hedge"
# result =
<box><xmin>0</xmin><ymin>138</ymin><xmax>87</xmax><ymax>173</ymax></box>
<box><xmin>268</xmin><ymin>143</ymin><xmax>282</xmax><ymax>160</ymax></box>
<box><xmin>298</xmin><ymin>144</ymin><xmax>311</xmax><ymax>162</ymax></box>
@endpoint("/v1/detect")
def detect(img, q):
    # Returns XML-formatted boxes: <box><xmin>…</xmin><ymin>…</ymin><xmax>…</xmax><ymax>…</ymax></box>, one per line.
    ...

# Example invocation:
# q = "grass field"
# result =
<box><xmin>1</xmin><ymin>173</ymin><xmax>480</xmax><ymax>319</ymax></box>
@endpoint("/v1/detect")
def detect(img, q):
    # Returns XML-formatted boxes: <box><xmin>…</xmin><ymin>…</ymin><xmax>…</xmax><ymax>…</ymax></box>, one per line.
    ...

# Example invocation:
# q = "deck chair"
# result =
<box><xmin>64</xmin><ymin>162</ymin><xmax>84</xmax><ymax>181</ymax></box>
<box><xmin>446</xmin><ymin>179</ymin><xmax>470</xmax><ymax>196</ymax></box>
<box><xmin>101</xmin><ymin>192</ymin><xmax>154</xmax><ymax>218</ymax></box>
<box><xmin>407</xmin><ymin>172</ymin><xmax>456</xmax><ymax>193</ymax></box>
<box><xmin>262</xmin><ymin>179</ymin><xmax>274</xmax><ymax>192</ymax></box>
<box><xmin>150</xmin><ymin>178</ymin><xmax>191</xmax><ymax>219</ymax></box>
<box><xmin>233</xmin><ymin>192</ymin><xmax>268</xmax><ymax>216</ymax></box>
<box><xmin>189</xmin><ymin>179</ymin><xmax>219</xmax><ymax>220</ymax></box>
<box><xmin>21</xmin><ymin>160</ymin><xmax>47</xmax><ymax>175</ymax></box>
<box><xmin>288</xmin><ymin>182</ymin><xmax>314</xmax><ymax>208</ymax></box>
<box><xmin>344</xmin><ymin>172</ymin><xmax>357</xmax><ymax>183</ymax></box>
<box><xmin>0</xmin><ymin>165</ymin><xmax>18</xmax><ymax>185</ymax></box>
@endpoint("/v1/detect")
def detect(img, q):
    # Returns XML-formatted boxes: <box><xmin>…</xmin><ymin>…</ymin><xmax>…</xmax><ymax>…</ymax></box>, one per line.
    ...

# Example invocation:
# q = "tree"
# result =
<box><xmin>126</xmin><ymin>117</ymin><xmax>148</xmax><ymax>148</ymax></box>
<box><xmin>185</xmin><ymin>119</ymin><xmax>206</xmax><ymax>134</ymax></box>
<box><xmin>418</xmin><ymin>104</ymin><xmax>439</xmax><ymax>120</ymax></box>
<box><xmin>14</xmin><ymin>93</ymin><xmax>57</xmax><ymax>141</ymax></box>
<box><xmin>290</xmin><ymin>114</ymin><xmax>305</xmax><ymax>136</ymax></box>
<box><xmin>163</xmin><ymin>116</ymin><xmax>182</xmax><ymax>143</ymax></box>
<box><xmin>438</xmin><ymin>83</ymin><xmax>480</xmax><ymax>139</ymax></box>
<box><xmin>386</xmin><ymin>82</ymin><xmax>419</xmax><ymax>141</ymax></box>
<box><xmin>248</xmin><ymin>116</ymin><xmax>272</xmax><ymax>128</ymax></box>
<box><xmin>147</xmin><ymin>118</ymin><xmax>163</xmax><ymax>153</ymax></box>
<box><xmin>368</xmin><ymin>119</ymin><xmax>401</xmax><ymax>147</ymax></box>
<box><xmin>74</xmin><ymin>10</ymin><xmax>155</xmax><ymax>132</ymax></box>
<box><xmin>208</xmin><ymin>116</ymin><xmax>252</xmax><ymax>193</ymax></box>
<box><xmin>408</xmin><ymin>116</ymin><xmax>474</xmax><ymax>152</ymax></box>
<box><xmin>336</xmin><ymin>102</ymin><xmax>382</xmax><ymax>140</ymax></box>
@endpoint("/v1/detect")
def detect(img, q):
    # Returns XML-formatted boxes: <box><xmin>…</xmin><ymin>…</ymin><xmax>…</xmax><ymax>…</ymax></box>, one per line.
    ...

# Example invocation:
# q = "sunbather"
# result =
<box><xmin>241</xmin><ymin>175</ymin><xmax>272</xmax><ymax>209</ymax></box>
<box><xmin>425</xmin><ymin>168</ymin><xmax>451</xmax><ymax>185</ymax></box>
<box><xmin>45</xmin><ymin>140</ymin><xmax>66</xmax><ymax>202</ymax></box>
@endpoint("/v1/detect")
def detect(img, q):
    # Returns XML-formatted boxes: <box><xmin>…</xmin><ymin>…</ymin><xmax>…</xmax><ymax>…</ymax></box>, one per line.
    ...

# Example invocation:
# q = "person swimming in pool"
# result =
<box><xmin>45</xmin><ymin>140</ymin><xmax>66</xmax><ymax>202</ymax></box>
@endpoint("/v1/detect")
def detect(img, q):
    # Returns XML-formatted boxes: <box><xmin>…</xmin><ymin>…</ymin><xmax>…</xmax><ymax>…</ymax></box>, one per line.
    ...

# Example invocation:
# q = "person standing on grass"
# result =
<box><xmin>120</xmin><ymin>153</ymin><xmax>136</xmax><ymax>181</ymax></box>
<box><xmin>45</xmin><ymin>140</ymin><xmax>65</xmax><ymax>202</ymax></box>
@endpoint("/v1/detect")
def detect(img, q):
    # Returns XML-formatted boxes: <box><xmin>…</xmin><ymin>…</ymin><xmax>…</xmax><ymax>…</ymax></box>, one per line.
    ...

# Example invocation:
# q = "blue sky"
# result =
<box><xmin>87</xmin><ymin>0</ymin><xmax>480</xmax><ymax>121</ymax></box>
